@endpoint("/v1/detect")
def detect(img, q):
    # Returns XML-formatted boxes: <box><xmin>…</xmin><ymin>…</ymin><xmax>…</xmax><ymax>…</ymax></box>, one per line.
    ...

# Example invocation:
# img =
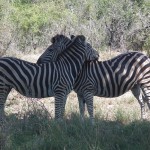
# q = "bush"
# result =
<box><xmin>0</xmin><ymin>0</ymin><xmax>149</xmax><ymax>54</ymax></box>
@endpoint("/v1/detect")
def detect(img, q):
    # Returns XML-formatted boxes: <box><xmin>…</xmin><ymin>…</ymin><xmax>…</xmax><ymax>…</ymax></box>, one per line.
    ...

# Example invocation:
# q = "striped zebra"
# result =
<box><xmin>74</xmin><ymin>52</ymin><xmax>150</xmax><ymax>123</ymax></box>
<box><xmin>0</xmin><ymin>35</ymin><xmax>99</xmax><ymax>124</ymax></box>
<box><xmin>37</xmin><ymin>37</ymin><xmax>150</xmax><ymax>124</ymax></box>
<box><xmin>37</xmin><ymin>34</ymin><xmax>72</xmax><ymax>64</ymax></box>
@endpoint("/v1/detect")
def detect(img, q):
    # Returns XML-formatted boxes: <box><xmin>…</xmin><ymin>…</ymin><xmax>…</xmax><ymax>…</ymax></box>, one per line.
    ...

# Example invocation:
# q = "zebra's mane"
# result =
<box><xmin>1</xmin><ymin>35</ymin><xmax>86</xmax><ymax>66</ymax></box>
<box><xmin>55</xmin><ymin>35</ymin><xmax>85</xmax><ymax>57</ymax></box>
<box><xmin>51</xmin><ymin>34</ymin><xmax>70</xmax><ymax>43</ymax></box>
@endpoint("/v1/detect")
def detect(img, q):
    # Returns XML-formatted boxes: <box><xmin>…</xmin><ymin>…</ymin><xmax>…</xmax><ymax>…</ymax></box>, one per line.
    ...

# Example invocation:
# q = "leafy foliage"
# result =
<box><xmin>0</xmin><ymin>0</ymin><xmax>149</xmax><ymax>54</ymax></box>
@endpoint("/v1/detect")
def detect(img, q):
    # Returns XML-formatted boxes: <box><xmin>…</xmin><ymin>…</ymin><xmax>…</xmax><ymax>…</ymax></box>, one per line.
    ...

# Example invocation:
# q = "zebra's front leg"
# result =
<box><xmin>131</xmin><ymin>85</ymin><xmax>146</xmax><ymax>120</ymax></box>
<box><xmin>61</xmin><ymin>95</ymin><xmax>67</xmax><ymax>119</ymax></box>
<box><xmin>54</xmin><ymin>92</ymin><xmax>67</xmax><ymax>121</ymax></box>
<box><xmin>83</xmin><ymin>92</ymin><xmax>94</xmax><ymax>125</ymax></box>
<box><xmin>77</xmin><ymin>93</ymin><xmax>85</xmax><ymax>123</ymax></box>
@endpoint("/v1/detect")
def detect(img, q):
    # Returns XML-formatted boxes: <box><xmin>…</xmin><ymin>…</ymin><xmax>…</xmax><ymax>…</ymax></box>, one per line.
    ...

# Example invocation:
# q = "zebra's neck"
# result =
<box><xmin>56</xmin><ymin>43</ymin><xmax>86</xmax><ymax>79</ymax></box>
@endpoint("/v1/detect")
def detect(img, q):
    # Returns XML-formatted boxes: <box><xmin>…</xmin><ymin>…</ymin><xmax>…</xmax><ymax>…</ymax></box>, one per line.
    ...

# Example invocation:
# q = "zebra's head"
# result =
<box><xmin>71</xmin><ymin>35</ymin><xmax>99</xmax><ymax>61</ymax></box>
<box><xmin>37</xmin><ymin>34</ymin><xmax>72</xmax><ymax>64</ymax></box>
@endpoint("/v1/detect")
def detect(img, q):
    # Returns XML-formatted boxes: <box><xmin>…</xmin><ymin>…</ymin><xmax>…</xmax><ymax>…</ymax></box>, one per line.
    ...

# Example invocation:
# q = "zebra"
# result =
<box><xmin>74</xmin><ymin>52</ymin><xmax>150</xmax><ymax>123</ymax></box>
<box><xmin>37</xmin><ymin>36</ymin><xmax>150</xmax><ymax>124</ymax></box>
<box><xmin>0</xmin><ymin>35</ymin><xmax>99</xmax><ymax>124</ymax></box>
<box><xmin>37</xmin><ymin>34</ymin><xmax>72</xmax><ymax>64</ymax></box>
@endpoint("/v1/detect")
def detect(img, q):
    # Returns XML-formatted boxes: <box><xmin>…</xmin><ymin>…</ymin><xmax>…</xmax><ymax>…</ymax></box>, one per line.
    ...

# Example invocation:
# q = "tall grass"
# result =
<box><xmin>1</xmin><ymin>99</ymin><xmax>150</xmax><ymax>150</ymax></box>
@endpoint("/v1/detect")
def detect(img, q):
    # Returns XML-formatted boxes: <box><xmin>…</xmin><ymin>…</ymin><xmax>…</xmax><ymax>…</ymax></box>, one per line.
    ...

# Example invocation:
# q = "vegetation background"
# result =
<box><xmin>0</xmin><ymin>0</ymin><xmax>150</xmax><ymax>150</ymax></box>
<box><xmin>0</xmin><ymin>0</ymin><xmax>149</xmax><ymax>56</ymax></box>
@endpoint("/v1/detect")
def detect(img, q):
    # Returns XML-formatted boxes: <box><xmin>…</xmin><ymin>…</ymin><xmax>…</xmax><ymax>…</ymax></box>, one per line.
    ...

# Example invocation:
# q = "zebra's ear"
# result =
<box><xmin>51</xmin><ymin>34</ymin><xmax>59</xmax><ymax>43</ymax></box>
<box><xmin>78</xmin><ymin>35</ymin><xmax>86</xmax><ymax>41</ymax></box>
<box><xmin>71</xmin><ymin>35</ymin><xmax>86</xmax><ymax>43</ymax></box>
<box><xmin>70</xmin><ymin>35</ymin><xmax>75</xmax><ymax>39</ymax></box>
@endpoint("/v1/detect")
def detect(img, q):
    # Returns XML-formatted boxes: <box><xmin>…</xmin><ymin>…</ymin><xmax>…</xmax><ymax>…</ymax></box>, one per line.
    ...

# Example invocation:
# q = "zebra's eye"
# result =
<box><xmin>71</xmin><ymin>35</ymin><xmax>75</xmax><ymax>39</ymax></box>
<box><xmin>48</xmin><ymin>48</ymin><xmax>55</xmax><ymax>54</ymax></box>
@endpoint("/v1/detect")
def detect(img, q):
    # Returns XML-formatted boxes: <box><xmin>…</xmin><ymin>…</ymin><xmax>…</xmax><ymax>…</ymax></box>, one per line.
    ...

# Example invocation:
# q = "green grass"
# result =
<box><xmin>1</xmin><ymin>107</ymin><xmax>150</xmax><ymax>150</ymax></box>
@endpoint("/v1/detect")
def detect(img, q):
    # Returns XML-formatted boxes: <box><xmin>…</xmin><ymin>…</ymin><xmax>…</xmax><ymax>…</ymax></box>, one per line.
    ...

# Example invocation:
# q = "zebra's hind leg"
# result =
<box><xmin>83</xmin><ymin>92</ymin><xmax>94</xmax><ymax>125</ymax></box>
<box><xmin>131</xmin><ymin>85</ymin><xmax>146</xmax><ymax>120</ymax></box>
<box><xmin>77</xmin><ymin>93</ymin><xmax>86</xmax><ymax>123</ymax></box>
<box><xmin>0</xmin><ymin>86</ymin><xmax>11</xmax><ymax>126</ymax></box>
<box><xmin>141</xmin><ymin>86</ymin><xmax>150</xmax><ymax>111</ymax></box>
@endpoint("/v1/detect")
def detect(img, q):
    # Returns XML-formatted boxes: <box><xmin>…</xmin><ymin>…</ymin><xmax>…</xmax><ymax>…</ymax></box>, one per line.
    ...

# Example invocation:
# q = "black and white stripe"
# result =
<box><xmin>0</xmin><ymin>35</ymin><xmax>99</xmax><ymax>123</ymax></box>
<box><xmin>37</xmin><ymin>34</ymin><xmax>72</xmax><ymax>64</ymax></box>
<box><xmin>74</xmin><ymin>52</ymin><xmax>150</xmax><ymax>123</ymax></box>
<box><xmin>37</xmin><ymin>42</ymin><xmax>150</xmax><ymax>124</ymax></box>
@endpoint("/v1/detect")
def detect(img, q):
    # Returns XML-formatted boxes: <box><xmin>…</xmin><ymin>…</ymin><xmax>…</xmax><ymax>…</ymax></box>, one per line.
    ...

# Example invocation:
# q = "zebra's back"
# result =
<box><xmin>0</xmin><ymin>57</ymin><xmax>60</xmax><ymax>98</ymax></box>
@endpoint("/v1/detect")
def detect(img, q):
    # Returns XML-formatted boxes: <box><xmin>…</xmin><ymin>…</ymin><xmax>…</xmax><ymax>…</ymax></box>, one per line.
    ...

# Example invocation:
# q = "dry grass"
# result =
<box><xmin>3</xmin><ymin>90</ymin><xmax>150</xmax><ymax>150</ymax></box>
<box><xmin>5</xmin><ymin>90</ymin><xmax>150</xmax><ymax>123</ymax></box>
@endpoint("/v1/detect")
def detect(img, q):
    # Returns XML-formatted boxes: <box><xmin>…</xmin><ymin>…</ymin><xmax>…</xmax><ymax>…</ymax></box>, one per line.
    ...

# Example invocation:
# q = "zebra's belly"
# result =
<box><xmin>89</xmin><ymin>74</ymin><xmax>136</xmax><ymax>97</ymax></box>
<box><xmin>14</xmin><ymin>86</ymin><xmax>54</xmax><ymax>98</ymax></box>
<box><xmin>94</xmin><ymin>83</ymin><xmax>134</xmax><ymax>97</ymax></box>
<box><xmin>95</xmin><ymin>91</ymin><xmax>127</xmax><ymax>98</ymax></box>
